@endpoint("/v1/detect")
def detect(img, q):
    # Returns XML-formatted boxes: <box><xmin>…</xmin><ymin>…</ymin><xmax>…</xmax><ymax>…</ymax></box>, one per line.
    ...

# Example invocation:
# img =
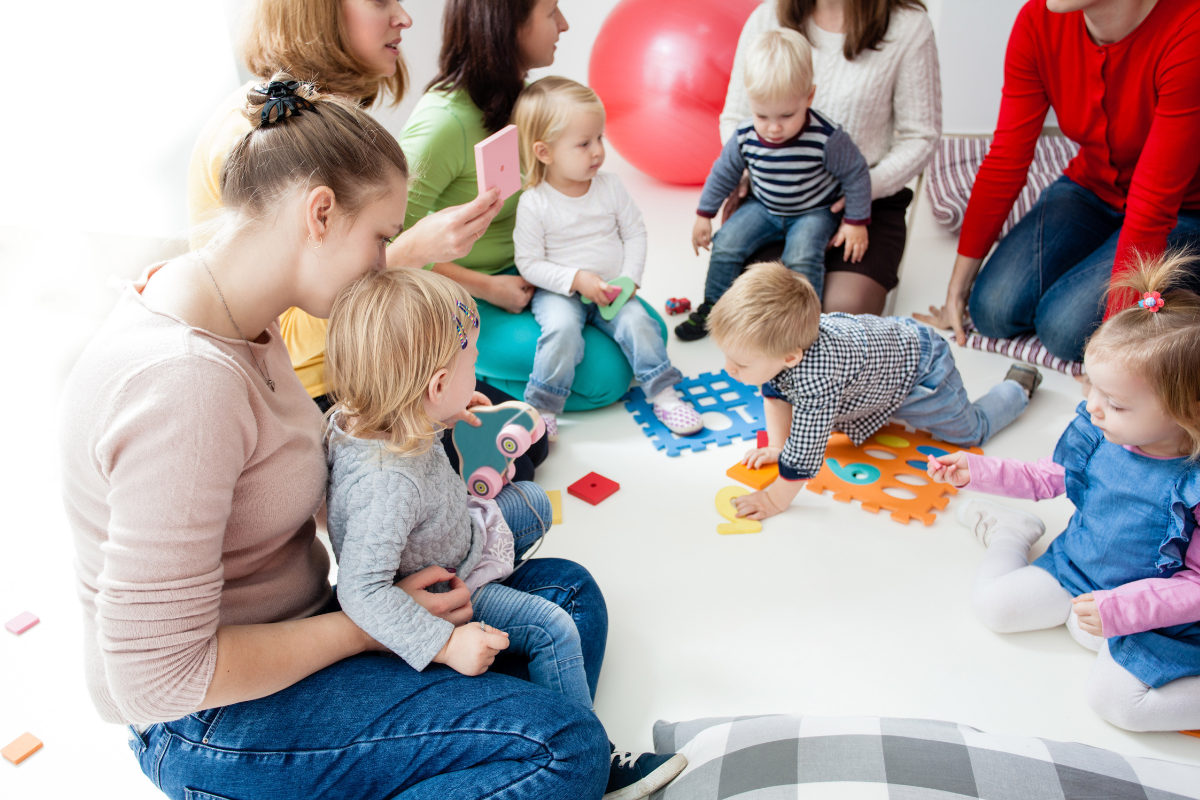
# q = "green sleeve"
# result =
<box><xmin>399</xmin><ymin>104</ymin><xmax>468</xmax><ymax>246</ymax></box>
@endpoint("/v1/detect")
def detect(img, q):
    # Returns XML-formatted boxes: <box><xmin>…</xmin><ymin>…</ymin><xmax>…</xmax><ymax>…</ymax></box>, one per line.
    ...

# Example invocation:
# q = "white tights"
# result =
<box><xmin>972</xmin><ymin>522</ymin><xmax>1200</xmax><ymax>732</ymax></box>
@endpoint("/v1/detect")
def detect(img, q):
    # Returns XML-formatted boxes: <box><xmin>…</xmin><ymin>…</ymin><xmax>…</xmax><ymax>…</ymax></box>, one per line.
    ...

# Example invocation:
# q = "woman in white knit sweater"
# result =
<box><xmin>715</xmin><ymin>0</ymin><xmax>941</xmax><ymax>315</ymax></box>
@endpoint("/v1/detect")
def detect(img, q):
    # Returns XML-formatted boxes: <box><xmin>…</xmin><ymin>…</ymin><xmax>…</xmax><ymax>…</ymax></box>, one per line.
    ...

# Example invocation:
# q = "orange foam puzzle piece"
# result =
<box><xmin>726</xmin><ymin>460</ymin><xmax>779</xmax><ymax>491</ymax></box>
<box><xmin>804</xmin><ymin>424</ymin><xmax>983</xmax><ymax>526</ymax></box>
<box><xmin>1182</xmin><ymin>729</ymin><xmax>1200</xmax><ymax>739</ymax></box>
<box><xmin>2</xmin><ymin>732</ymin><xmax>42</xmax><ymax>765</ymax></box>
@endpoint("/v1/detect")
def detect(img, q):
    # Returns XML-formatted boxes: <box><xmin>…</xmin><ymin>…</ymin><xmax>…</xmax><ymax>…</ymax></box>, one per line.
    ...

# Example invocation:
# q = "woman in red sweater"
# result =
<box><xmin>918</xmin><ymin>0</ymin><xmax>1200</xmax><ymax>362</ymax></box>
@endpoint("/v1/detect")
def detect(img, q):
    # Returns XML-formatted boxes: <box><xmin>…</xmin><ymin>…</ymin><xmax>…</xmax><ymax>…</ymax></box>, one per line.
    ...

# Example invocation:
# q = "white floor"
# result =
<box><xmin>2</xmin><ymin>148</ymin><xmax>1197</xmax><ymax>798</ymax></box>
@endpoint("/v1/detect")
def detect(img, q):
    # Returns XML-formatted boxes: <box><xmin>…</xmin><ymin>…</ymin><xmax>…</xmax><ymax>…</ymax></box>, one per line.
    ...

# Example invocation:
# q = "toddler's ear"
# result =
<box><xmin>783</xmin><ymin>349</ymin><xmax>805</xmax><ymax>368</ymax></box>
<box><xmin>426</xmin><ymin>367</ymin><xmax>450</xmax><ymax>406</ymax></box>
<box><xmin>532</xmin><ymin>142</ymin><xmax>553</xmax><ymax>165</ymax></box>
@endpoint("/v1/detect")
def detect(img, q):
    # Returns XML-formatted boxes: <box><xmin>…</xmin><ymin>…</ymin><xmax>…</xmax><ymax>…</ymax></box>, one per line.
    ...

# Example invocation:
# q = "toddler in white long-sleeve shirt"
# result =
<box><xmin>513</xmin><ymin>77</ymin><xmax>701</xmax><ymax>438</ymax></box>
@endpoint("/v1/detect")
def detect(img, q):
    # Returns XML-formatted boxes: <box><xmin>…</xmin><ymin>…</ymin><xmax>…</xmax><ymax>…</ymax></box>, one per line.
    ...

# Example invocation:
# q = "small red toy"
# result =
<box><xmin>665</xmin><ymin>297</ymin><xmax>692</xmax><ymax>315</ymax></box>
<box><xmin>567</xmin><ymin>472</ymin><xmax>620</xmax><ymax>505</ymax></box>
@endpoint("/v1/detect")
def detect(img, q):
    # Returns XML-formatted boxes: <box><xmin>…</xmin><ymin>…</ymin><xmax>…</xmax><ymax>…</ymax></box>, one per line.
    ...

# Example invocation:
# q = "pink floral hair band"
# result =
<box><xmin>1137</xmin><ymin>291</ymin><xmax>1165</xmax><ymax>313</ymax></box>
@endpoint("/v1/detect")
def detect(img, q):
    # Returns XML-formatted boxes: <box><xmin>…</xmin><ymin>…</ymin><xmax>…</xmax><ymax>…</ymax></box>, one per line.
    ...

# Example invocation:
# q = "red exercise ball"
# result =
<box><xmin>589</xmin><ymin>0</ymin><xmax>761</xmax><ymax>186</ymax></box>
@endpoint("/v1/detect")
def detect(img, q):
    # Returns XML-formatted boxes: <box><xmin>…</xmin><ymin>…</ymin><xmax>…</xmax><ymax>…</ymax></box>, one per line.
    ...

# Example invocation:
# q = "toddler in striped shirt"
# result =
<box><xmin>679</xmin><ymin>29</ymin><xmax>872</xmax><ymax>342</ymax></box>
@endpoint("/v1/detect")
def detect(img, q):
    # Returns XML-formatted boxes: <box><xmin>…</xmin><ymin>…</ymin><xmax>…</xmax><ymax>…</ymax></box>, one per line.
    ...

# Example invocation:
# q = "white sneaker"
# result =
<box><xmin>651</xmin><ymin>399</ymin><xmax>704</xmax><ymax>436</ymax></box>
<box><xmin>955</xmin><ymin>499</ymin><xmax>1045</xmax><ymax>549</ymax></box>
<box><xmin>539</xmin><ymin>411</ymin><xmax>559</xmax><ymax>443</ymax></box>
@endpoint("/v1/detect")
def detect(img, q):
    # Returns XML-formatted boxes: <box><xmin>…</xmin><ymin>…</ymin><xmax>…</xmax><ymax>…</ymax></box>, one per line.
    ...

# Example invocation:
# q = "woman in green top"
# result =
<box><xmin>400</xmin><ymin>0</ymin><xmax>568</xmax><ymax>313</ymax></box>
<box><xmin>403</xmin><ymin>0</ymin><xmax>668</xmax><ymax>412</ymax></box>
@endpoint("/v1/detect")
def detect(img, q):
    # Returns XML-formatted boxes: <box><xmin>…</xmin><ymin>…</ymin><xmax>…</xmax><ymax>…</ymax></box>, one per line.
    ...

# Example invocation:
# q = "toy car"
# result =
<box><xmin>451</xmin><ymin>401</ymin><xmax>546</xmax><ymax>499</ymax></box>
<box><xmin>665</xmin><ymin>297</ymin><xmax>692</xmax><ymax>315</ymax></box>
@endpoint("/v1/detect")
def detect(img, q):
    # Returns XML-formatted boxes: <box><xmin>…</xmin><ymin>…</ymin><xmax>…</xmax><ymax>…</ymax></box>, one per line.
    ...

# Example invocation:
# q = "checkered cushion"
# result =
<box><xmin>652</xmin><ymin>715</ymin><xmax>1200</xmax><ymax>799</ymax></box>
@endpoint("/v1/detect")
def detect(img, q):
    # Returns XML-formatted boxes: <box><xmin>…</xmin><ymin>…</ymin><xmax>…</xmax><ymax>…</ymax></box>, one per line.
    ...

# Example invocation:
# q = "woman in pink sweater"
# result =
<box><xmin>60</xmin><ymin>77</ymin><xmax>609</xmax><ymax>799</ymax></box>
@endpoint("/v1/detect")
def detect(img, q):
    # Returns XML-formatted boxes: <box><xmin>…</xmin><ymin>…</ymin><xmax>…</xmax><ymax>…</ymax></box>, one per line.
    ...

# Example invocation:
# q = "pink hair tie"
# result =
<box><xmin>1137</xmin><ymin>291</ymin><xmax>1164</xmax><ymax>312</ymax></box>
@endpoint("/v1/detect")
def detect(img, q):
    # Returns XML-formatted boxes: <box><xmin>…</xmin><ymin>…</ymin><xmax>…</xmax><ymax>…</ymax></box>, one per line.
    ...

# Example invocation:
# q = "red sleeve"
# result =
<box><xmin>957</xmin><ymin>2</ymin><xmax>1051</xmax><ymax>260</ymax></box>
<box><xmin>1106</xmin><ymin>17</ymin><xmax>1200</xmax><ymax>318</ymax></box>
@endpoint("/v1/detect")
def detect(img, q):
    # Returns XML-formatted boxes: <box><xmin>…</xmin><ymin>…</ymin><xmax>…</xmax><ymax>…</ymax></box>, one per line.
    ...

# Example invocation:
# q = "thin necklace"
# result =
<box><xmin>195</xmin><ymin>252</ymin><xmax>276</xmax><ymax>393</ymax></box>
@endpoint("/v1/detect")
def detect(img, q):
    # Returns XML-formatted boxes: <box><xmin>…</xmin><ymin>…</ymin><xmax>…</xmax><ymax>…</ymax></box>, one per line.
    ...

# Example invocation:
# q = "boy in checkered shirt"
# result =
<box><xmin>707</xmin><ymin>262</ymin><xmax>1041</xmax><ymax>520</ymax></box>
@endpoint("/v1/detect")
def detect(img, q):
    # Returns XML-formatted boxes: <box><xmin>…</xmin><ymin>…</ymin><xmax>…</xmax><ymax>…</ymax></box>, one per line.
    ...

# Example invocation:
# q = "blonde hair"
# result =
<box><xmin>708</xmin><ymin>262</ymin><xmax>821</xmax><ymax>357</ymax></box>
<box><xmin>745</xmin><ymin>29</ymin><xmax>814</xmax><ymax>102</ymax></box>
<box><xmin>238</xmin><ymin>0</ymin><xmax>408</xmax><ymax>107</ymax></box>
<box><xmin>513</xmin><ymin>76</ymin><xmax>606</xmax><ymax>188</ymax></box>
<box><xmin>1085</xmin><ymin>250</ymin><xmax>1200</xmax><ymax>459</ymax></box>
<box><xmin>325</xmin><ymin>269</ymin><xmax>479</xmax><ymax>456</ymax></box>
<box><xmin>220</xmin><ymin>73</ymin><xmax>408</xmax><ymax>224</ymax></box>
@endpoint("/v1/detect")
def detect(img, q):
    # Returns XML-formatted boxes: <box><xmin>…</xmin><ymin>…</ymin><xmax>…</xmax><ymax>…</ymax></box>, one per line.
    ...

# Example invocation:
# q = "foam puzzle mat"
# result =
<box><xmin>624</xmin><ymin>370</ymin><xmax>764</xmax><ymax>456</ymax></box>
<box><xmin>805</xmin><ymin>424</ymin><xmax>983</xmax><ymax>526</ymax></box>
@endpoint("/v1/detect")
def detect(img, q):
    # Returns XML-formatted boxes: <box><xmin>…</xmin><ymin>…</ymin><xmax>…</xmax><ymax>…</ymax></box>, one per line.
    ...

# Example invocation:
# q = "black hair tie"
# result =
<box><xmin>254</xmin><ymin>80</ymin><xmax>316</xmax><ymax>125</ymax></box>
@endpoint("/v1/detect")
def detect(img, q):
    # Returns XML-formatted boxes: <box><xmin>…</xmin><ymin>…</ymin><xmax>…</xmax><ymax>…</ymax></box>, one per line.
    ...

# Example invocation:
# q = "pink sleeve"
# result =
<box><xmin>962</xmin><ymin>454</ymin><xmax>1066</xmax><ymax>500</ymax></box>
<box><xmin>1094</xmin><ymin>508</ymin><xmax>1200</xmax><ymax>637</ymax></box>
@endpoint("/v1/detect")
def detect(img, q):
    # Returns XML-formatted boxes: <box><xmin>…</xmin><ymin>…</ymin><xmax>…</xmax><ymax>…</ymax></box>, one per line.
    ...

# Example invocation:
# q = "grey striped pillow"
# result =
<box><xmin>925</xmin><ymin>136</ymin><xmax>1079</xmax><ymax>237</ymax></box>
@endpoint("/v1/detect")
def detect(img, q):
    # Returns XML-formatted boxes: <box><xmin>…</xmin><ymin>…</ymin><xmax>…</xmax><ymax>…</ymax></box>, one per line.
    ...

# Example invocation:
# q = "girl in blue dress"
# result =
<box><xmin>929</xmin><ymin>251</ymin><xmax>1200</xmax><ymax>732</ymax></box>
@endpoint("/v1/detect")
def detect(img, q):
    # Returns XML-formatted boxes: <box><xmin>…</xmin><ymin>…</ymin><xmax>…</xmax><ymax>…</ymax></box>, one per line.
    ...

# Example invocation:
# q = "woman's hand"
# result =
<box><xmin>388</xmin><ymin>188</ymin><xmax>503</xmax><ymax>269</ymax></box>
<box><xmin>831</xmin><ymin>223</ymin><xmax>868</xmax><ymax>263</ymax></box>
<box><xmin>913</xmin><ymin>254</ymin><xmax>983</xmax><ymax>345</ymax></box>
<box><xmin>742</xmin><ymin>446</ymin><xmax>782</xmax><ymax>470</ymax></box>
<box><xmin>692</xmin><ymin>216</ymin><xmax>714</xmax><ymax>255</ymax></box>
<box><xmin>1072</xmin><ymin>594</ymin><xmax>1104</xmax><ymax>637</ymax></box>
<box><xmin>481</xmin><ymin>273</ymin><xmax>535</xmax><ymax>313</ymax></box>
<box><xmin>396</xmin><ymin>566</ymin><xmax>474</xmax><ymax>626</ymax></box>
<box><xmin>432</xmin><ymin>622</ymin><xmax>510</xmax><ymax>676</ymax></box>
<box><xmin>927</xmin><ymin>451</ymin><xmax>971</xmax><ymax>487</ymax></box>
<box><xmin>445</xmin><ymin>391</ymin><xmax>492</xmax><ymax>428</ymax></box>
<box><xmin>720</xmin><ymin>171</ymin><xmax>751</xmax><ymax>224</ymax></box>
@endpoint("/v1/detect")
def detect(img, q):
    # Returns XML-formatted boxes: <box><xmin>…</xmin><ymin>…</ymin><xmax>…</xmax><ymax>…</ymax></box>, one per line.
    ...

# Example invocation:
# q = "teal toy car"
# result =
<box><xmin>451</xmin><ymin>401</ymin><xmax>546</xmax><ymax>499</ymax></box>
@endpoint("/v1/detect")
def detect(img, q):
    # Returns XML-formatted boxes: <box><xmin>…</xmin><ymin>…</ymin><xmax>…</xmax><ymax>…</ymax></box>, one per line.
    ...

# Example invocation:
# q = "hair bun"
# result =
<box><xmin>245</xmin><ymin>72</ymin><xmax>319</xmax><ymax>128</ymax></box>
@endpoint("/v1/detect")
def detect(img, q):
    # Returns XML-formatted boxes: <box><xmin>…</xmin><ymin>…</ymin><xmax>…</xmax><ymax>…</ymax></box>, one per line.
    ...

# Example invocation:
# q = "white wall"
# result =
<box><xmin>0</xmin><ymin>1</ymin><xmax>241</xmax><ymax>240</ymax></box>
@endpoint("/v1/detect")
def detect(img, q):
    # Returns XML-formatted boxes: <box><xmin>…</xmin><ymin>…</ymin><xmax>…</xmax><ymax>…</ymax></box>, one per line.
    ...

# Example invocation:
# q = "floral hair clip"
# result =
<box><xmin>1137</xmin><ymin>291</ymin><xmax>1164</xmax><ymax>313</ymax></box>
<box><xmin>452</xmin><ymin>301</ymin><xmax>480</xmax><ymax>350</ymax></box>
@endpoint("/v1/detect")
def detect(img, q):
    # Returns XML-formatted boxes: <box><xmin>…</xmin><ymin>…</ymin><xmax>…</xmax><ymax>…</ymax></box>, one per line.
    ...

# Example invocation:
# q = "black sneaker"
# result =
<box><xmin>674</xmin><ymin>301</ymin><xmax>713</xmax><ymax>341</ymax></box>
<box><xmin>1005</xmin><ymin>363</ymin><xmax>1043</xmax><ymax>398</ymax></box>
<box><xmin>604</xmin><ymin>747</ymin><xmax>688</xmax><ymax>800</ymax></box>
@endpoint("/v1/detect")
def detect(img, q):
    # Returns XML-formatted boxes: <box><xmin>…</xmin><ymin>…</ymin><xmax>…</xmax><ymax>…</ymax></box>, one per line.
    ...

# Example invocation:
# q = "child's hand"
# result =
<box><xmin>572</xmin><ymin>271</ymin><xmax>616</xmax><ymax>305</ymax></box>
<box><xmin>927</xmin><ymin>451</ymin><xmax>971</xmax><ymax>487</ymax></box>
<box><xmin>433</xmin><ymin>621</ymin><xmax>510</xmax><ymax>676</ymax></box>
<box><xmin>1072</xmin><ymin>594</ymin><xmax>1105</xmax><ymax>637</ymax></box>
<box><xmin>742</xmin><ymin>446</ymin><xmax>782</xmax><ymax>469</ymax></box>
<box><xmin>445</xmin><ymin>391</ymin><xmax>492</xmax><ymax>428</ymax></box>
<box><xmin>831</xmin><ymin>222</ymin><xmax>868</xmax><ymax>263</ymax></box>
<box><xmin>731</xmin><ymin>489</ymin><xmax>782</xmax><ymax>520</ymax></box>
<box><xmin>692</xmin><ymin>216</ymin><xmax>713</xmax><ymax>255</ymax></box>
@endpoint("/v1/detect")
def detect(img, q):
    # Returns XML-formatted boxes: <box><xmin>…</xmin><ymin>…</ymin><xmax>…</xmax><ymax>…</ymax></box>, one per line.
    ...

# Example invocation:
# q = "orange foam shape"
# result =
<box><xmin>804</xmin><ymin>423</ymin><xmax>983</xmax><ymax>526</ymax></box>
<box><xmin>2</xmin><ymin>732</ymin><xmax>42</xmax><ymax>765</ymax></box>
<box><xmin>726</xmin><ymin>460</ymin><xmax>779</xmax><ymax>491</ymax></box>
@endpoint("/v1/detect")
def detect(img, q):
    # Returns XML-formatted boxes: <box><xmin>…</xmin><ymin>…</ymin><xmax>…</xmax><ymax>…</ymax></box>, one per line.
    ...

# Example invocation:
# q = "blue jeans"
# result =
<box><xmin>705</xmin><ymin>197</ymin><xmax>841</xmax><ymax>302</ymax></box>
<box><xmin>129</xmin><ymin>482</ymin><xmax>610</xmax><ymax>800</ymax></box>
<box><xmin>893</xmin><ymin>320</ymin><xmax>1028</xmax><ymax>446</ymax></box>
<box><xmin>476</xmin><ymin>482</ymin><xmax>591</xmax><ymax>710</ymax></box>
<box><xmin>969</xmin><ymin>176</ymin><xmax>1200</xmax><ymax>361</ymax></box>
<box><xmin>525</xmin><ymin>289</ymin><xmax>681</xmax><ymax>414</ymax></box>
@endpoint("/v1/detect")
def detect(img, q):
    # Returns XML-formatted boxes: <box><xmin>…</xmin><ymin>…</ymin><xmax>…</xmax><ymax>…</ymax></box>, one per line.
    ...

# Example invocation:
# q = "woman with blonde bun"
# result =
<box><xmin>65</xmin><ymin>76</ymin><xmax>609</xmax><ymax>800</ymax></box>
<box><xmin>188</xmin><ymin>1</ymin><xmax>502</xmax><ymax>401</ymax></box>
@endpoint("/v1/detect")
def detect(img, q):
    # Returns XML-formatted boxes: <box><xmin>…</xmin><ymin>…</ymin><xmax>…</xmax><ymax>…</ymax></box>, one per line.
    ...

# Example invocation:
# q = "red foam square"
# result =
<box><xmin>567</xmin><ymin>472</ymin><xmax>619</xmax><ymax>505</ymax></box>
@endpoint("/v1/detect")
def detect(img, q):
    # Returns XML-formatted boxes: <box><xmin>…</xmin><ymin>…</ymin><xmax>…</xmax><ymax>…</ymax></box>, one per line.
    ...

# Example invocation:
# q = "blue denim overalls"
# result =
<box><xmin>1033</xmin><ymin>403</ymin><xmax>1200</xmax><ymax>687</ymax></box>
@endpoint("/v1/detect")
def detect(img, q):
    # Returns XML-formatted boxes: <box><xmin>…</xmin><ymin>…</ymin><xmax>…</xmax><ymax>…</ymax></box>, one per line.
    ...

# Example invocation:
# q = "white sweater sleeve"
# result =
<box><xmin>513</xmin><ymin>190</ymin><xmax>578</xmax><ymax>296</ymax></box>
<box><xmin>610</xmin><ymin>176</ymin><xmax>648</xmax><ymax>286</ymax></box>
<box><xmin>720</xmin><ymin>3</ymin><xmax>776</xmax><ymax>144</ymax></box>
<box><xmin>867</xmin><ymin>15</ymin><xmax>942</xmax><ymax>199</ymax></box>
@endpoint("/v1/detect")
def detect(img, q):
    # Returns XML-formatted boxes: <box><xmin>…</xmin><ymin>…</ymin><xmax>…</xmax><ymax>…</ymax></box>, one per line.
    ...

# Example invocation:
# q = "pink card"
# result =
<box><xmin>5</xmin><ymin>611</ymin><xmax>39</xmax><ymax>635</ymax></box>
<box><xmin>474</xmin><ymin>124</ymin><xmax>522</xmax><ymax>201</ymax></box>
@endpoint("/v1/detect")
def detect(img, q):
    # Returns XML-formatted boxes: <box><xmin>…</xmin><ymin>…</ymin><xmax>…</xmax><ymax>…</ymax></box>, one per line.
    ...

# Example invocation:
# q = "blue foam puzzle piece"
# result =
<box><xmin>623</xmin><ymin>370</ymin><xmax>764</xmax><ymax>457</ymax></box>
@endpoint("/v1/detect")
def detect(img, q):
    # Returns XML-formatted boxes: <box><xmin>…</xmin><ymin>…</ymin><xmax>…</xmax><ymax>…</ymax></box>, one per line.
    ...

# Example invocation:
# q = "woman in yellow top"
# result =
<box><xmin>188</xmin><ymin>0</ymin><xmax>502</xmax><ymax>405</ymax></box>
